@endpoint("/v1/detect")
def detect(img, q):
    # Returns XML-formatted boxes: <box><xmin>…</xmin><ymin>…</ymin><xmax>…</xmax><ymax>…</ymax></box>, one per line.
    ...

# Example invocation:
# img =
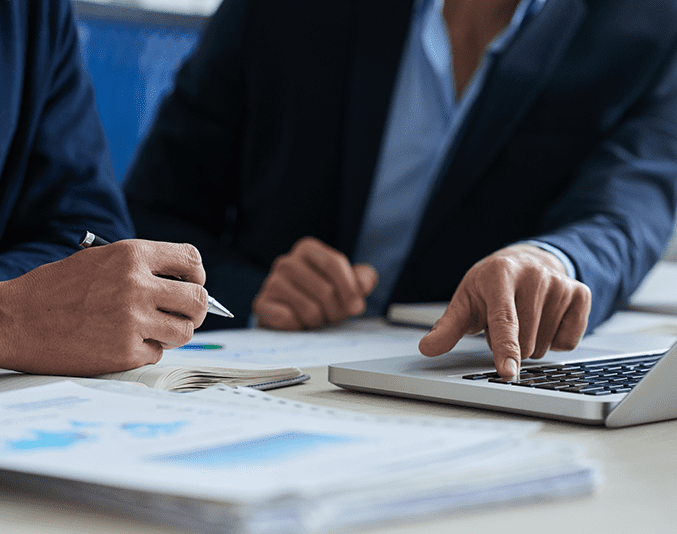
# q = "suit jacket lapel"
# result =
<box><xmin>336</xmin><ymin>0</ymin><xmax>415</xmax><ymax>255</ymax></box>
<box><xmin>411</xmin><ymin>0</ymin><xmax>587</xmax><ymax>253</ymax></box>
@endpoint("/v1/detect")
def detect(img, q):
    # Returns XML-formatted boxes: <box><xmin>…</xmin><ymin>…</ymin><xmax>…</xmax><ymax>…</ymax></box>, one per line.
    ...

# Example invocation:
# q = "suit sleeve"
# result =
<box><xmin>125</xmin><ymin>0</ymin><xmax>267</xmax><ymax>328</ymax></box>
<box><xmin>0</xmin><ymin>1</ymin><xmax>133</xmax><ymax>280</ymax></box>
<box><xmin>535</xmin><ymin>44</ymin><xmax>677</xmax><ymax>331</ymax></box>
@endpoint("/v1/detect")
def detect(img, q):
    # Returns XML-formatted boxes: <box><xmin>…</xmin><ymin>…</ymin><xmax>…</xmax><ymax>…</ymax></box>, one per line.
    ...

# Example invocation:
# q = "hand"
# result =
<box><xmin>253</xmin><ymin>237</ymin><xmax>378</xmax><ymax>330</ymax></box>
<box><xmin>418</xmin><ymin>244</ymin><xmax>591</xmax><ymax>378</ymax></box>
<box><xmin>0</xmin><ymin>239</ymin><xmax>209</xmax><ymax>376</ymax></box>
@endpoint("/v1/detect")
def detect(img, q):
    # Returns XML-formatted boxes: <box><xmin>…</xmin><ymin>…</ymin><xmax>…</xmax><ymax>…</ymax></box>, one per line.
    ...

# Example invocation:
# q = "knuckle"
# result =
<box><xmin>190</xmin><ymin>283</ymin><xmax>209</xmax><ymax>311</ymax></box>
<box><xmin>314</xmin><ymin>281</ymin><xmax>335</xmax><ymax>303</ymax></box>
<box><xmin>177</xmin><ymin>242</ymin><xmax>203</xmax><ymax>269</ymax></box>
<box><xmin>555</xmin><ymin>337</ymin><xmax>579</xmax><ymax>351</ymax></box>
<box><xmin>502</xmin><ymin>338</ymin><xmax>522</xmax><ymax>356</ymax></box>
<box><xmin>272</xmin><ymin>254</ymin><xmax>294</xmax><ymax>273</ymax></box>
<box><xmin>298</xmin><ymin>300</ymin><xmax>323</xmax><ymax>327</ymax></box>
<box><xmin>277</xmin><ymin>256</ymin><xmax>297</xmax><ymax>275</ymax></box>
<box><xmin>488</xmin><ymin>306</ymin><xmax>518</xmax><ymax>327</ymax></box>
<box><xmin>175</xmin><ymin>319</ymin><xmax>194</xmax><ymax>346</ymax></box>
<box><xmin>124</xmin><ymin>272</ymin><xmax>152</xmax><ymax>301</ymax></box>
<box><xmin>293</xmin><ymin>236</ymin><xmax>318</xmax><ymax>253</ymax></box>
<box><xmin>111</xmin><ymin>239</ymin><xmax>145</xmax><ymax>265</ymax></box>
<box><xmin>261</xmin><ymin>274</ymin><xmax>287</xmax><ymax>297</ymax></box>
<box><xmin>575</xmin><ymin>282</ymin><xmax>592</xmax><ymax>305</ymax></box>
<box><xmin>259</xmin><ymin>304</ymin><xmax>299</xmax><ymax>330</ymax></box>
<box><xmin>490</xmin><ymin>254</ymin><xmax>520</xmax><ymax>273</ymax></box>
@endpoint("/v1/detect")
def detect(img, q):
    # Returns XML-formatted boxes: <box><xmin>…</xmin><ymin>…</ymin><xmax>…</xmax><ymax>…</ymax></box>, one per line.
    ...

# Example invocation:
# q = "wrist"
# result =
<box><xmin>519</xmin><ymin>240</ymin><xmax>577</xmax><ymax>278</ymax></box>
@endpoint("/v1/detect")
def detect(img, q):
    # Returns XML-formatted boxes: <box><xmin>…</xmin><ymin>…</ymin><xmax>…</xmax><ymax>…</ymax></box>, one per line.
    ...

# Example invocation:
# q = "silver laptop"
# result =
<box><xmin>328</xmin><ymin>334</ymin><xmax>677</xmax><ymax>427</ymax></box>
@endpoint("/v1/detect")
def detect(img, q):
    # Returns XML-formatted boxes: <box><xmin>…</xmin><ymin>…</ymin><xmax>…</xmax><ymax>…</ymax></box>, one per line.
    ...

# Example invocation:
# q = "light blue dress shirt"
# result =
<box><xmin>352</xmin><ymin>0</ymin><xmax>569</xmax><ymax>316</ymax></box>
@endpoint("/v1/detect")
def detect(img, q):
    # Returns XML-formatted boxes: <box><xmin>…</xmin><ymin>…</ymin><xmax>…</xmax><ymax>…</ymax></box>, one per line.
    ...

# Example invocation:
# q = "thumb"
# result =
<box><xmin>418</xmin><ymin>298</ymin><xmax>471</xmax><ymax>357</ymax></box>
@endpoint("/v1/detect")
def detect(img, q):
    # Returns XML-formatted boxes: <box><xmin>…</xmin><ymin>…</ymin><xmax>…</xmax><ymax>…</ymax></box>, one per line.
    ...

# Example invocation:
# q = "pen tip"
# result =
<box><xmin>208</xmin><ymin>297</ymin><xmax>234</xmax><ymax>318</ymax></box>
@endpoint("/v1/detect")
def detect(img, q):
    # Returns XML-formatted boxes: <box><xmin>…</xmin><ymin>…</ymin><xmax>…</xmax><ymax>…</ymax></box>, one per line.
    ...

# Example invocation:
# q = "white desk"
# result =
<box><xmin>1</xmin><ymin>360</ymin><xmax>676</xmax><ymax>534</ymax></box>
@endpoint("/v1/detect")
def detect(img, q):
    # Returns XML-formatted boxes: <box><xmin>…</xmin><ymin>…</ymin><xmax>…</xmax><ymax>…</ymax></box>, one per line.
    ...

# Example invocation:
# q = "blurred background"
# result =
<box><xmin>73</xmin><ymin>0</ymin><xmax>220</xmax><ymax>182</ymax></box>
<box><xmin>72</xmin><ymin>0</ymin><xmax>677</xmax><ymax>263</ymax></box>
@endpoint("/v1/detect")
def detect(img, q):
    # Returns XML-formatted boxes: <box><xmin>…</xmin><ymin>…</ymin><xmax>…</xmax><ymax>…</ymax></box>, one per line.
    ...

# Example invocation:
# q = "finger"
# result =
<box><xmin>551</xmin><ymin>285</ymin><xmax>591</xmax><ymax>351</ymax></box>
<box><xmin>153</xmin><ymin>278</ymin><xmax>209</xmax><ymax>327</ymax></box>
<box><xmin>280</xmin><ymin>257</ymin><xmax>347</xmax><ymax>322</ymax></box>
<box><xmin>256</xmin><ymin>274</ymin><xmax>325</xmax><ymax>328</ymax></box>
<box><xmin>295</xmin><ymin>238</ymin><xmax>364</xmax><ymax>315</ymax></box>
<box><xmin>513</xmin><ymin>277</ymin><xmax>548</xmax><ymax>360</ymax></box>
<box><xmin>140</xmin><ymin>311</ymin><xmax>195</xmax><ymax>351</ymax></box>
<box><xmin>253</xmin><ymin>299</ymin><xmax>304</xmax><ymax>330</ymax></box>
<box><xmin>485</xmin><ymin>296</ymin><xmax>522</xmax><ymax>378</ymax></box>
<box><xmin>141</xmin><ymin>240</ymin><xmax>207</xmax><ymax>286</ymax></box>
<box><xmin>418</xmin><ymin>292</ymin><xmax>474</xmax><ymax>357</ymax></box>
<box><xmin>354</xmin><ymin>264</ymin><xmax>379</xmax><ymax>297</ymax></box>
<box><xmin>140</xmin><ymin>339</ymin><xmax>164</xmax><ymax>365</ymax></box>
<box><xmin>529</xmin><ymin>288</ymin><xmax>570</xmax><ymax>359</ymax></box>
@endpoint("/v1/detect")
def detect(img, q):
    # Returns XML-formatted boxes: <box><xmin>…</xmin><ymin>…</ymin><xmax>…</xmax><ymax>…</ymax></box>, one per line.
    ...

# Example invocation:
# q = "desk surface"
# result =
<box><xmin>1</xmin><ymin>363</ymin><xmax>676</xmax><ymax>534</ymax></box>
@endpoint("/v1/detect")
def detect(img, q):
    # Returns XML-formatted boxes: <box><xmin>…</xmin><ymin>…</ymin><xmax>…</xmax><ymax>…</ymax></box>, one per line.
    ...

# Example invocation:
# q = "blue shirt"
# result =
<box><xmin>353</xmin><ymin>0</ymin><xmax>554</xmax><ymax>315</ymax></box>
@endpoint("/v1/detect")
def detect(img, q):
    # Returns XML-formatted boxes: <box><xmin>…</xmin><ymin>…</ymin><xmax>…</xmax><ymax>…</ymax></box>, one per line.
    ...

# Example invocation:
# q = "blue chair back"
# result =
<box><xmin>75</xmin><ymin>3</ymin><xmax>204</xmax><ymax>181</ymax></box>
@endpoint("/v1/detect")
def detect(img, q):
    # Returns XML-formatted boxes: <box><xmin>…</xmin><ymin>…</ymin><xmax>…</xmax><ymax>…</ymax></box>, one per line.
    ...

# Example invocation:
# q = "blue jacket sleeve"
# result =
<box><xmin>535</xmin><ymin>47</ymin><xmax>677</xmax><ymax>331</ymax></box>
<box><xmin>0</xmin><ymin>0</ymin><xmax>134</xmax><ymax>281</ymax></box>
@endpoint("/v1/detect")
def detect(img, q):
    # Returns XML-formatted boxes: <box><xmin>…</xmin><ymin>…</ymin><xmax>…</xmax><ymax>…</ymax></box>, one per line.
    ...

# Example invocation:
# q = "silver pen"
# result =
<box><xmin>79</xmin><ymin>231</ymin><xmax>234</xmax><ymax>318</ymax></box>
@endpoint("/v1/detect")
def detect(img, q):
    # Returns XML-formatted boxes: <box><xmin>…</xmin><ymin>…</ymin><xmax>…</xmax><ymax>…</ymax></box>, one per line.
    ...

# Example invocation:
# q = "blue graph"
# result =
<box><xmin>152</xmin><ymin>431</ymin><xmax>358</xmax><ymax>466</ymax></box>
<box><xmin>8</xmin><ymin>430</ymin><xmax>89</xmax><ymax>451</ymax></box>
<box><xmin>121</xmin><ymin>421</ymin><xmax>189</xmax><ymax>439</ymax></box>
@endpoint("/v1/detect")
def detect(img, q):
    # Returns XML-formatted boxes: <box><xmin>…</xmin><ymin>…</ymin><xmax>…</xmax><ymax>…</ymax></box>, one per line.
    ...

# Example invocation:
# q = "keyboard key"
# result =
<box><xmin>582</xmin><ymin>389</ymin><xmax>614</xmax><ymax>396</ymax></box>
<box><xmin>460</xmin><ymin>352</ymin><xmax>661</xmax><ymax>395</ymax></box>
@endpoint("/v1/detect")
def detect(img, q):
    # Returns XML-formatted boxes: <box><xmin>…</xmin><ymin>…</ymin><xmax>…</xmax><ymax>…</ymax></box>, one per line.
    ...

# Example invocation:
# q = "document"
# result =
<box><xmin>0</xmin><ymin>381</ymin><xmax>599</xmax><ymax>533</ymax></box>
<box><xmin>169</xmin><ymin>318</ymin><xmax>426</xmax><ymax>368</ymax></box>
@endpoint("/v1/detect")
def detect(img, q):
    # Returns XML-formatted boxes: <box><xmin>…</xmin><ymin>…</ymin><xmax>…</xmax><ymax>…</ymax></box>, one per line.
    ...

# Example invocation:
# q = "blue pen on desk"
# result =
<box><xmin>79</xmin><ymin>231</ymin><xmax>234</xmax><ymax>318</ymax></box>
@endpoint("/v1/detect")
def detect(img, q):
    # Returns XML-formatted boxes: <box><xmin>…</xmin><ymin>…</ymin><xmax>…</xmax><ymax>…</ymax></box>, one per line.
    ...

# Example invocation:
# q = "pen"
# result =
<box><xmin>79</xmin><ymin>231</ymin><xmax>234</xmax><ymax>318</ymax></box>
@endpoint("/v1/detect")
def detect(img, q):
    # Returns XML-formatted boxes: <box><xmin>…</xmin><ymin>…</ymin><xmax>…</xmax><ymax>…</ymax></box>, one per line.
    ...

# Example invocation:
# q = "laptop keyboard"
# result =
<box><xmin>461</xmin><ymin>353</ymin><xmax>663</xmax><ymax>396</ymax></box>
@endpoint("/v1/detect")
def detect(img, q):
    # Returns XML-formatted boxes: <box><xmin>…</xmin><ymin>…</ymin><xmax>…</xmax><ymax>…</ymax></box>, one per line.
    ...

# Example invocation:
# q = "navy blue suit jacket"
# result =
<box><xmin>0</xmin><ymin>0</ymin><xmax>133</xmax><ymax>279</ymax></box>
<box><xmin>126</xmin><ymin>0</ymin><xmax>677</xmax><ymax>330</ymax></box>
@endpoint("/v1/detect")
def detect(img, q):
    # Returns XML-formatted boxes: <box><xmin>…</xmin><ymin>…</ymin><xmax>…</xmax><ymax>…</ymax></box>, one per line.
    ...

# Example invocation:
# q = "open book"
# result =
<box><xmin>96</xmin><ymin>361</ymin><xmax>309</xmax><ymax>391</ymax></box>
<box><xmin>0</xmin><ymin>361</ymin><xmax>308</xmax><ymax>394</ymax></box>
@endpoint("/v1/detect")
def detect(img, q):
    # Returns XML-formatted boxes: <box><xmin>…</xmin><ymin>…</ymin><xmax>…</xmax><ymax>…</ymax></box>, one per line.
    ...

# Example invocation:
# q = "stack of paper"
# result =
<box><xmin>0</xmin><ymin>382</ymin><xmax>598</xmax><ymax>533</ymax></box>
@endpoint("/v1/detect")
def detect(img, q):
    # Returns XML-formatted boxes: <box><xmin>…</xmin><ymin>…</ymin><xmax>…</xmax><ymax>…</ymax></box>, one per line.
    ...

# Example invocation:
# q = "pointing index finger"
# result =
<box><xmin>485</xmin><ymin>296</ymin><xmax>522</xmax><ymax>378</ymax></box>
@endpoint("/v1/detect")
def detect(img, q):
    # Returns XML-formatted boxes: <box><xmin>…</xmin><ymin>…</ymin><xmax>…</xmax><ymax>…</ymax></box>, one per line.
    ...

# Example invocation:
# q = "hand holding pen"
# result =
<box><xmin>80</xmin><ymin>231</ymin><xmax>233</xmax><ymax>318</ymax></box>
<box><xmin>0</xmin><ymin>235</ymin><xmax>220</xmax><ymax>376</ymax></box>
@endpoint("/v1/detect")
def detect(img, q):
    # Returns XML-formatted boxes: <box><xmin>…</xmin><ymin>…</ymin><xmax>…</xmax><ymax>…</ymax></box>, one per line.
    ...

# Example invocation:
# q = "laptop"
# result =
<box><xmin>328</xmin><ymin>334</ymin><xmax>677</xmax><ymax>427</ymax></box>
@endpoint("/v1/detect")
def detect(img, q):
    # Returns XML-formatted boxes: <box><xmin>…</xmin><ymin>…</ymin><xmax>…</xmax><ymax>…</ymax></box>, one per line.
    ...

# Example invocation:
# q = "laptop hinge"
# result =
<box><xmin>605</xmin><ymin>345</ymin><xmax>677</xmax><ymax>427</ymax></box>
